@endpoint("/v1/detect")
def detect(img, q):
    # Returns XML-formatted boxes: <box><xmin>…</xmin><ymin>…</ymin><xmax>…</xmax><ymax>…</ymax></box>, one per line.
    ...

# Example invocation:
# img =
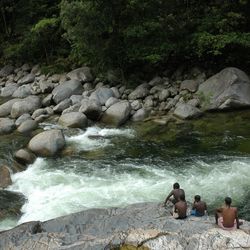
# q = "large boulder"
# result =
<box><xmin>1</xmin><ymin>83</ymin><xmax>18</xmax><ymax>97</ymax></box>
<box><xmin>101</xmin><ymin>101</ymin><xmax>131</xmax><ymax>126</ymax></box>
<box><xmin>0</xmin><ymin>98</ymin><xmax>21</xmax><ymax>117</ymax></box>
<box><xmin>18</xmin><ymin>73</ymin><xmax>35</xmax><ymax>85</ymax></box>
<box><xmin>53</xmin><ymin>99</ymin><xmax>71</xmax><ymax>113</ymax></box>
<box><xmin>128</xmin><ymin>83</ymin><xmax>149</xmax><ymax>100</ymax></box>
<box><xmin>0</xmin><ymin>118</ymin><xmax>15</xmax><ymax>134</ymax></box>
<box><xmin>67</xmin><ymin>67</ymin><xmax>94</xmax><ymax>83</ymax></box>
<box><xmin>131</xmin><ymin>108</ymin><xmax>148</xmax><ymax>122</ymax></box>
<box><xmin>14</xmin><ymin>149</ymin><xmax>36</xmax><ymax>165</ymax></box>
<box><xmin>11</xmin><ymin>96</ymin><xmax>41</xmax><ymax>118</ymax></box>
<box><xmin>89</xmin><ymin>87</ymin><xmax>114</xmax><ymax>105</ymax></box>
<box><xmin>58</xmin><ymin>112</ymin><xmax>88</xmax><ymax>128</ymax></box>
<box><xmin>0</xmin><ymin>165</ymin><xmax>12</xmax><ymax>188</ymax></box>
<box><xmin>28</xmin><ymin>129</ymin><xmax>65</xmax><ymax>157</ymax></box>
<box><xmin>0</xmin><ymin>202</ymin><xmax>249</xmax><ymax>250</ymax></box>
<box><xmin>173</xmin><ymin>103</ymin><xmax>203</xmax><ymax>119</ymax></box>
<box><xmin>17</xmin><ymin>120</ymin><xmax>38</xmax><ymax>134</ymax></box>
<box><xmin>180</xmin><ymin>79</ymin><xmax>199</xmax><ymax>93</ymax></box>
<box><xmin>12</xmin><ymin>85</ymin><xmax>32</xmax><ymax>98</ymax></box>
<box><xmin>52</xmin><ymin>79</ymin><xmax>83</xmax><ymax>104</ymax></box>
<box><xmin>79</xmin><ymin>98</ymin><xmax>102</xmax><ymax>121</ymax></box>
<box><xmin>0</xmin><ymin>190</ymin><xmax>25</xmax><ymax>221</ymax></box>
<box><xmin>198</xmin><ymin>67</ymin><xmax>250</xmax><ymax>110</ymax></box>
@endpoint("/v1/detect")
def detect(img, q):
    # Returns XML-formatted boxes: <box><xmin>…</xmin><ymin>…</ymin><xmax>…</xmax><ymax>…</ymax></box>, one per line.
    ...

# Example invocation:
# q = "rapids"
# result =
<box><xmin>1</xmin><ymin>111</ymin><xmax>250</xmax><ymax>230</ymax></box>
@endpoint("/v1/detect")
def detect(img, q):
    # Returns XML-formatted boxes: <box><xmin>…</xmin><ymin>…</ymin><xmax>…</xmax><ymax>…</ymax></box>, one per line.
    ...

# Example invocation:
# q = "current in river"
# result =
<box><xmin>0</xmin><ymin>111</ymin><xmax>250</xmax><ymax>230</ymax></box>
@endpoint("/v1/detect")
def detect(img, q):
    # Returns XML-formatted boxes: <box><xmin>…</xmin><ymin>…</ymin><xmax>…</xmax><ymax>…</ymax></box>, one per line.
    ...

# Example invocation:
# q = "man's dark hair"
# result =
<box><xmin>173</xmin><ymin>182</ymin><xmax>180</xmax><ymax>189</ymax></box>
<box><xmin>180</xmin><ymin>193</ymin><xmax>185</xmax><ymax>201</ymax></box>
<box><xmin>194</xmin><ymin>195</ymin><xmax>201</xmax><ymax>202</ymax></box>
<box><xmin>225</xmin><ymin>197</ymin><xmax>232</xmax><ymax>206</ymax></box>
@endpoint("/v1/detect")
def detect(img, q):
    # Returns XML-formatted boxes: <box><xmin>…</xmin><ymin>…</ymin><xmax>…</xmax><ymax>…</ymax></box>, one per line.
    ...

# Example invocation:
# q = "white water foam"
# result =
<box><xmin>2</xmin><ymin>127</ymin><xmax>250</xmax><ymax>229</ymax></box>
<box><xmin>6</xmin><ymin>156</ymin><xmax>250</xmax><ymax>226</ymax></box>
<box><xmin>66</xmin><ymin>126</ymin><xmax>135</xmax><ymax>151</ymax></box>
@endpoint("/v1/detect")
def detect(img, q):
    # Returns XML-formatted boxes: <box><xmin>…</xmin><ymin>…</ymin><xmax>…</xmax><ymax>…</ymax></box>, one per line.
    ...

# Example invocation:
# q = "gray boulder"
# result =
<box><xmin>12</xmin><ymin>84</ymin><xmax>32</xmax><ymax>98</ymax></box>
<box><xmin>0</xmin><ymin>165</ymin><xmax>12</xmax><ymax>188</ymax></box>
<box><xmin>14</xmin><ymin>149</ymin><xmax>36</xmax><ymax>165</ymax></box>
<box><xmin>1</xmin><ymin>202</ymin><xmax>249</xmax><ymax>250</ymax></box>
<box><xmin>148</xmin><ymin>76</ymin><xmax>163</xmax><ymax>86</ymax></box>
<box><xmin>79</xmin><ymin>98</ymin><xmax>102</xmax><ymax>121</ymax></box>
<box><xmin>174</xmin><ymin>103</ymin><xmax>203</xmax><ymax>119</ymax></box>
<box><xmin>1</xmin><ymin>83</ymin><xmax>18</xmax><ymax>97</ymax></box>
<box><xmin>131</xmin><ymin>108</ymin><xmax>148</xmax><ymax>122</ymax></box>
<box><xmin>32</xmin><ymin>108</ymin><xmax>47</xmax><ymax>119</ymax></box>
<box><xmin>159</xmin><ymin>89</ymin><xmax>170</xmax><ymax>101</ymax></box>
<box><xmin>0</xmin><ymin>65</ymin><xmax>14</xmax><ymax>77</ymax></box>
<box><xmin>105</xmin><ymin>97</ymin><xmax>119</xmax><ymax>108</ymax></box>
<box><xmin>0</xmin><ymin>98</ymin><xmax>21</xmax><ymax>117</ymax></box>
<box><xmin>11</xmin><ymin>96</ymin><xmax>41</xmax><ymax>118</ymax></box>
<box><xmin>131</xmin><ymin>100</ymin><xmax>142</xmax><ymax>111</ymax></box>
<box><xmin>180</xmin><ymin>79</ymin><xmax>199</xmax><ymax>93</ymax></box>
<box><xmin>67</xmin><ymin>67</ymin><xmax>93</xmax><ymax>83</ymax></box>
<box><xmin>198</xmin><ymin>67</ymin><xmax>250</xmax><ymax>110</ymax></box>
<box><xmin>28</xmin><ymin>129</ymin><xmax>65</xmax><ymax>157</ymax></box>
<box><xmin>52</xmin><ymin>79</ymin><xmax>83</xmax><ymax>104</ymax></box>
<box><xmin>18</xmin><ymin>73</ymin><xmax>35</xmax><ymax>85</ymax></box>
<box><xmin>62</xmin><ymin>103</ymin><xmax>81</xmax><ymax>114</ymax></box>
<box><xmin>42</xmin><ymin>94</ymin><xmax>53</xmax><ymax>107</ymax></box>
<box><xmin>101</xmin><ymin>101</ymin><xmax>131</xmax><ymax>126</ymax></box>
<box><xmin>70</xmin><ymin>95</ymin><xmax>83</xmax><ymax>105</ymax></box>
<box><xmin>0</xmin><ymin>118</ymin><xmax>15</xmax><ymax>134</ymax></box>
<box><xmin>90</xmin><ymin>87</ymin><xmax>114</xmax><ymax>105</ymax></box>
<box><xmin>59</xmin><ymin>112</ymin><xmax>88</xmax><ymax>128</ymax></box>
<box><xmin>128</xmin><ymin>83</ymin><xmax>149</xmax><ymax>100</ymax></box>
<box><xmin>17</xmin><ymin>120</ymin><xmax>38</xmax><ymax>133</ymax></box>
<box><xmin>15</xmin><ymin>113</ymin><xmax>32</xmax><ymax>126</ymax></box>
<box><xmin>53</xmin><ymin>99</ymin><xmax>71</xmax><ymax>113</ymax></box>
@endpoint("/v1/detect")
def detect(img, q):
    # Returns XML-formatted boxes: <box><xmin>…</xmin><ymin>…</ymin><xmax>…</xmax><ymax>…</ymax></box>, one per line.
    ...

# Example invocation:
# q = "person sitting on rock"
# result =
<box><xmin>163</xmin><ymin>182</ymin><xmax>185</xmax><ymax>206</ymax></box>
<box><xmin>190</xmin><ymin>195</ymin><xmax>207</xmax><ymax>217</ymax></box>
<box><xmin>172</xmin><ymin>193</ymin><xmax>187</xmax><ymax>219</ymax></box>
<box><xmin>215</xmin><ymin>197</ymin><xmax>242</xmax><ymax>230</ymax></box>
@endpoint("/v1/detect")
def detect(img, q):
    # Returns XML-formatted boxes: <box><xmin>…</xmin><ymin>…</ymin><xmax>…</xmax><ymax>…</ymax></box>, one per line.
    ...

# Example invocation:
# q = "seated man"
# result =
<box><xmin>172</xmin><ymin>193</ymin><xmax>187</xmax><ymax>219</ymax></box>
<box><xmin>215</xmin><ymin>197</ymin><xmax>241</xmax><ymax>230</ymax></box>
<box><xmin>191</xmin><ymin>195</ymin><xmax>207</xmax><ymax>217</ymax></box>
<box><xmin>164</xmin><ymin>182</ymin><xmax>185</xmax><ymax>206</ymax></box>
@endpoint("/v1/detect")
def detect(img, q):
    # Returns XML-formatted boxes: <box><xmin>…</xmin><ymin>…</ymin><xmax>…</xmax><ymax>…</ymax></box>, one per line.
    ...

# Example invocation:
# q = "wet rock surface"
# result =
<box><xmin>0</xmin><ymin>202</ymin><xmax>249</xmax><ymax>250</ymax></box>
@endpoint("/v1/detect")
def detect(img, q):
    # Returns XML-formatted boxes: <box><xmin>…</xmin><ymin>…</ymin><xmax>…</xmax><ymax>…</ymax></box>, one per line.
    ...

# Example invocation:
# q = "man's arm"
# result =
<box><xmin>164</xmin><ymin>190</ymin><xmax>173</xmax><ymax>206</ymax></box>
<box><xmin>235</xmin><ymin>208</ymin><xmax>240</xmax><ymax>229</ymax></box>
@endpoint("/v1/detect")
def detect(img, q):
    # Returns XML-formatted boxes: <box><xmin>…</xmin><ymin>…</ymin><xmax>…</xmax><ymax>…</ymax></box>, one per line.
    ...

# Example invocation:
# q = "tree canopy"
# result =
<box><xmin>0</xmin><ymin>0</ymin><xmax>250</xmax><ymax>77</ymax></box>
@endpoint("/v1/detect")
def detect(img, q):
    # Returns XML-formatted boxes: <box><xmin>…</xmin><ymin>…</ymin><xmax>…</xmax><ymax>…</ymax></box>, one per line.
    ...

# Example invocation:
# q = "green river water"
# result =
<box><xmin>0</xmin><ymin>110</ymin><xmax>250</xmax><ymax>230</ymax></box>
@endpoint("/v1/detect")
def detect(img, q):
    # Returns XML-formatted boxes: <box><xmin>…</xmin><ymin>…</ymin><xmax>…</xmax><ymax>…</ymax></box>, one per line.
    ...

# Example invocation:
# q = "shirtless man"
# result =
<box><xmin>164</xmin><ymin>182</ymin><xmax>185</xmax><ymax>206</ymax></box>
<box><xmin>215</xmin><ymin>197</ymin><xmax>241</xmax><ymax>229</ymax></box>
<box><xmin>173</xmin><ymin>193</ymin><xmax>187</xmax><ymax>219</ymax></box>
<box><xmin>191</xmin><ymin>195</ymin><xmax>207</xmax><ymax>216</ymax></box>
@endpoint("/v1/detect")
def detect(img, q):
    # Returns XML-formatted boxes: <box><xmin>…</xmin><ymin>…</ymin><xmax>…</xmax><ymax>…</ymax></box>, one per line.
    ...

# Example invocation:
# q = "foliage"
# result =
<box><xmin>0</xmin><ymin>0</ymin><xmax>250</xmax><ymax>78</ymax></box>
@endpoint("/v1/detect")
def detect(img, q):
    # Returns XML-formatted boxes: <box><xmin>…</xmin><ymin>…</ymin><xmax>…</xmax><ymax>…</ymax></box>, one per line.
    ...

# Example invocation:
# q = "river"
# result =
<box><xmin>0</xmin><ymin>111</ymin><xmax>250</xmax><ymax>230</ymax></box>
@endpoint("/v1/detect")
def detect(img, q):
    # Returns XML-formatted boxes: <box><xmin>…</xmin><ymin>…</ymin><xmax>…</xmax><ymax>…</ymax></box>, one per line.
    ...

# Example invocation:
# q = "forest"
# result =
<box><xmin>0</xmin><ymin>0</ymin><xmax>250</xmax><ymax>79</ymax></box>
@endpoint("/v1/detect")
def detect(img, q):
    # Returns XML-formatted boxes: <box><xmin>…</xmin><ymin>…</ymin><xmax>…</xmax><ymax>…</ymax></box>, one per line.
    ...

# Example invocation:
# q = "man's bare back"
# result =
<box><xmin>193</xmin><ymin>201</ymin><xmax>207</xmax><ymax>216</ymax></box>
<box><xmin>174</xmin><ymin>200</ymin><xmax>187</xmax><ymax>219</ymax></box>
<box><xmin>220</xmin><ymin>207</ymin><xmax>238</xmax><ymax>228</ymax></box>
<box><xmin>164</xmin><ymin>183</ymin><xmax>185</xmax><ymax>206</ymax></box>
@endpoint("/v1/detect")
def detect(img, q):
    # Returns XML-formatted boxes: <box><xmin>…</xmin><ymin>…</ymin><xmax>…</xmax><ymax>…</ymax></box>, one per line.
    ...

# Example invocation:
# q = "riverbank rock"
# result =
<box><xmin>14</xmin><ymin>149</ymin><xmax>36</xmax><ymax>166</ymax></box>
<box><xmin>173</xmin><ymin>103</ymin><xmax>203</xmax><ymax>119</ymax></box>
<box><xmin>0</xmin><ymin>118</ymin><xmax>15</xmax><ymax>135</ymax></box>
<box><xmin>79</xmin><ymin>98</ymin><xmax>102</xmax><ymax>121</ymax></box>
<box><xmin>58</xmin><ymin>112</ymin><xmax>88</xmax><ymax>128</ymax></box>
<box><xmin>0</xmin><ymin>190</ymin><xmax>25</xmax><ymax>220</ymax></box>
<box><xmin>101</xmin><ymin>101</ymin><xmax>131</xmax><ymax>126</ymax></box>
<box><xmin>0</xmin><ymin>65</ymin><xmax>14</xmax><ymax>77</ymax></box>
<box><xmin>11</xmin><ymin>95</ymin><xmax>41</xmax><ymax>118</ymax></box>
<box><xmin>1</xmin><ymin>83</ymin><xmax>18</xmax><ymax>97</ymax></box>
<box><xmin>52</xmin><ymin>79</ymin><xmax>83</xmax><ymax>104</ymax></box>
<box><xmin>67</xmin><ymin>67</ymin><xmax>93</xmax><ymax>83</ymax></box>
<box><xmin>17</xmin><ymin>119</ymin><xmax>38</xmax><ymax>134</ymax></box>
<box><xmin>198</xmin><ymin>67</ymin><xmax>250</xmax><ymax>110</ymax></box>
<box><xmin>28</xmin><ymin>129</ymin><xmax>65</xmax><ymax>157</ymax></box>
<box><xmin>0</xmin><ymin>99</ymin><xmax>21</xmax><ymax>117</ymax></box>
<box><xmin>0</xmin><ymin>202</ymin><xmax>249</xmax><ymax>249</ymax></box>
<box><xmin>0</xmin><ymin>165</ymin><xmax>12</xmax><ymax>188</ymax></box>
